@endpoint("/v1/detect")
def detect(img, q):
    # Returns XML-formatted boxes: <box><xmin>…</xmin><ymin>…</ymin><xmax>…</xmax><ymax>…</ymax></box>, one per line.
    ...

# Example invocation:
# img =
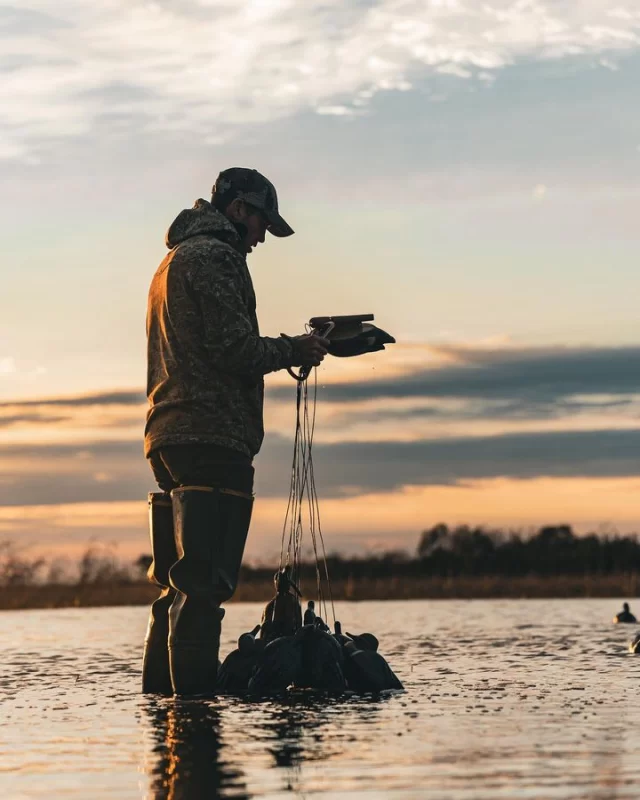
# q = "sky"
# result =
<box><xmin>1</xmin><ymin>0</ymin><xmax>640</xmax><ymax>566</ymax></box>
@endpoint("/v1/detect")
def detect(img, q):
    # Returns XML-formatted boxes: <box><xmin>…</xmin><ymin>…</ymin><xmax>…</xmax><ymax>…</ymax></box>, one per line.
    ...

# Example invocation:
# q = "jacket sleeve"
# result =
<box><xmin>191</xmin><ymin>250</ymin><xmax>295</xmax><ymax>378</ymax></box>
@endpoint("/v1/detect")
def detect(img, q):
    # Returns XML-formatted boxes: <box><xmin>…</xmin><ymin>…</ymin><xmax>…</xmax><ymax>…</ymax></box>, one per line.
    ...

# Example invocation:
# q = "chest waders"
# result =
<box><xmin>167</xmin><ymin>485</ymin><xmax>253</xmax><ymax>696</ymax></box>
<box><xmin>142</xmin><ymin>493</ymin><xmax>177</xmax><ymax>694</ymax></box>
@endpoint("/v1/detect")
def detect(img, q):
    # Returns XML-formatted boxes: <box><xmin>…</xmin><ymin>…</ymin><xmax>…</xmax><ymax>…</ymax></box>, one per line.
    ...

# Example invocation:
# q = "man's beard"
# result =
<box><xmin>231</xmin><ymin>220</ymin><xmax>250</xmax><ymax>254</ymax></box>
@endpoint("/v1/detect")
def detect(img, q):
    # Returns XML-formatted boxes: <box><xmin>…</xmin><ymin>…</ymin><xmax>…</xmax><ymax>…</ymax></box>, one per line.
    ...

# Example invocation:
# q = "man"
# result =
<box><xmin>142</xmin><ymin>167</ymin><xmax>329</xmax><ymax>696</ymax></box>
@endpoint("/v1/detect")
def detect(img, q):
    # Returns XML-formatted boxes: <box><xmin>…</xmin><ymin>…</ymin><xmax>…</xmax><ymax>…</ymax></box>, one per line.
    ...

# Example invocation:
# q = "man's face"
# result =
<box><xmin>242</xmin><ymin>205</ymin><xmax>269</xmax><ymax>254</ymax></box>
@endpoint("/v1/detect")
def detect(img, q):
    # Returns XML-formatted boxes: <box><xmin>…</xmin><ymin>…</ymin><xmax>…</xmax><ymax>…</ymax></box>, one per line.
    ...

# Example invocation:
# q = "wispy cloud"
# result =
<box><xmin>2</xmin><ymin>346</ymin><xmax>639</xmax><ymax>442</ymax></box>
<box><xmin>0</xmin><ymin>389</ymin><xmax>145</xmax><ymax>409</ymax></box>
<box><xmin>2</xmin><ymin>427</ymin><xmax>640</xmax><ymax>506</ymax></box>
<box><xmin>2</xmin><ymin>1</ymin><xmax>639</xmax><ymax>160</ymax></box>
<box><xmin>283</xmin><ymin>345</ymin><xmax>640</xmax><ymax>402</ymax></box>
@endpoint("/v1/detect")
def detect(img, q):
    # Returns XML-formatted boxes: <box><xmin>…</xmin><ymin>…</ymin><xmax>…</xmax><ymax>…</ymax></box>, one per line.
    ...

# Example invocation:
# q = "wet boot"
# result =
<box><xmin>168</xmin><ymin>486</ymin><xmax>253</xmax><ymax>696</ymax></box>
<box><xmin>142</xmin><ymin>492</ymin><xmax>178</xmax><ymax>694</ymax></box>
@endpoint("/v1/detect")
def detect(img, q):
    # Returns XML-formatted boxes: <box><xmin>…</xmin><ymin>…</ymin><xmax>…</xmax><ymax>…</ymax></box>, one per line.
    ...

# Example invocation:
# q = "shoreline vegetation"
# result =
<box><xmin>2</xmin><ymin>573</ymin><xmax>639</xmax><ymax>611</ymax></box>
<box><xmin>1</xmin><ymin>524</ymin><xmax>640</xmax><ymax>610</ymax></box>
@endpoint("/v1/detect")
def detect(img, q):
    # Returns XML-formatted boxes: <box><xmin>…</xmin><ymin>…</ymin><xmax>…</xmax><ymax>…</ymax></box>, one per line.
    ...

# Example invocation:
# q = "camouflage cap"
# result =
<box><xmin>211</xmin><ymin>167</ymin><xmax>294</xmax><ymax>238</ymax></box>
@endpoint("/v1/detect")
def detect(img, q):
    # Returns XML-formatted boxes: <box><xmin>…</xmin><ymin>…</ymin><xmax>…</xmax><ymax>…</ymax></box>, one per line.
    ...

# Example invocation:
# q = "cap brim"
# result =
<box><xmin>266</xmin><ymin>209</ymin><xmax>294</xmax><ymax>237</ymax></box>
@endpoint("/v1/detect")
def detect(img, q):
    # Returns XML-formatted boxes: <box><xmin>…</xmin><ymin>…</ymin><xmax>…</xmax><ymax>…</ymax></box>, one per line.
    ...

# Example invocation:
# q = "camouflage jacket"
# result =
<box><xmin>144</xmin><ymin>199</ymin><xmax>295</xmax><ymax>459</ymax></box>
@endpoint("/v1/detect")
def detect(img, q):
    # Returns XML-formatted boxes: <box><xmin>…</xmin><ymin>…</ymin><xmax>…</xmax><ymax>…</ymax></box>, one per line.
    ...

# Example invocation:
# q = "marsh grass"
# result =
<box><xmin>1</xmin><ymin>572</ymin><xmax>638</xmax><ymax>610</ymax></box>
<box><xmin>2</xmin><ymin>525</ymin><xmax>640</xmax><ymax>610</ymax></box>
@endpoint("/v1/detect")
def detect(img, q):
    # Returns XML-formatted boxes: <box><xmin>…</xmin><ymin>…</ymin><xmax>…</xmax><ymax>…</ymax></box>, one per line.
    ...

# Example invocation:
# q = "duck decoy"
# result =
<box><xmin>303</xmin><ymin>600</ymin><xmax>316</xmax><ymax>626</ymax></box>
<box><xmin>248</xmin><ymin>631</ymin><xmax>304</xmax><ymax>695</ymax></box>
<box><xmin>307</xmin><ymin>314</ymin><xmax>396</xmax><ymax>358</ymax></box>
<box><xmin>260</xmin><ymin>567</ymin><xmax>303</xmax><ymax>643</ymax></box>
<box><xmin>343</xmin><ymin>632</ymin><xmax>403</xmax><ymax>692</ymax></box>
<box><xmin>296</xmin><ymin>624</ymin><xmax>346</xmax><ymax>693</ymax></box>
<box><xmin>217</xmin><ymin>624</ymin><xmax>263</xmax><ymax>694</ymax></box>
<box><xmin>614</xmin><ymin>602</ymin><xmax>637</xmax><ymax>624</ymax></box>
<box><xmin>333</xmin><ymin>620</ymin><xmax>350</xmax><ymax>646</ymax></box>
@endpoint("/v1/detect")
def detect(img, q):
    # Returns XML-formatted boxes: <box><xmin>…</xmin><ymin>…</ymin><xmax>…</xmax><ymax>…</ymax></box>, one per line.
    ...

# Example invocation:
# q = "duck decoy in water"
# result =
<box><xmin>614</xmin><ymin>602</ymin><xmax>637</xmax><ymax>624</ymax></box>
<box><xmin>260</xmin><ymin>567</ymin><xmax>303</xmax><ymax>643</ymax></box>
<box><xmin>295</xmin><ymin>624</ymin><xmax>346</xmax><ymax>693</ymax></box>
<box><xmin>217</xmin><ymin>624</ymin><xmax>263</xmax><ymax>694</ymax></box>
<box><xmin>248</xmin><ymin>631</ymin><xmax>304</xmax><ymax>695</ymax></box>
<box><xmin>346</xmin><ymin>632</ymin><xmax>380</xmax><ymax>652</ymax></box>
<box><xmin>343</xmin><ymin>632</ymin><xmax>403</xmax><ymax>692</ymax></box>
<box><xmin>303</xmin><ymin>600</ymin><xmax>316</xmax><ymax>626</ymax></box>
<box><xmin>629</xmin><ymin>633</ymin><xmax>640</xmax><ymax>654</ymax></box>
<box><xmin>313</xmin><ymin>615</ymin><xmax>330</xmax><ymax>632</ymax></box>
<box><xmin>333</xmin><ymin>620</ymin><xmax>350</xmax><ymax>646</ymax></box>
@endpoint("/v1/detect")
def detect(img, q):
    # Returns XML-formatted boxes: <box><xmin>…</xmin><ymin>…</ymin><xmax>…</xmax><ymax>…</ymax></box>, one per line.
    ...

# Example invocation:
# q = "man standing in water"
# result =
<box><xmin>142</xmin><ymin>168</ymin><xmax>329</xmax><ymax>695</ymax></box>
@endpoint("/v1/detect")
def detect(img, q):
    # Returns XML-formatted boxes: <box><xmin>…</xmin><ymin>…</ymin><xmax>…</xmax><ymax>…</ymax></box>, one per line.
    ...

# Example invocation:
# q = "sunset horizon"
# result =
<box><xmin>3</xmin><ymin>0</ymin><xmax>640</xmax><ymax>563</ymax></box>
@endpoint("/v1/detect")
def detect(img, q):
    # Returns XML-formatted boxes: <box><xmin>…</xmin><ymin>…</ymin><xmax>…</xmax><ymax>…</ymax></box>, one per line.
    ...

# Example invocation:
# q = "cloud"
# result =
<box><xmin>276</xmin><ymin>345</ymin><xmax>640</xmax><ymax>404</ymax></box>
<box><xmin>0</xmin><ymin>389</ymin><xmax>145</xmax><ymax>408</ymax></box>
<box><xmin>2</xmin><ymin>427</ymin><xmax>640</xmax><ymax>506</ymax></box>
<box><xmin>2</xmin><ymin>1</ymin><xmax>640</xmax><ymax>160</ymax></box>
<box><xmin>2</xmin><ymin>346</ymin><xmax>639</xmax><ymax>442</ymax></box>
<box><xmin>0</xmin><ymin>413</ymin><xmax>70</xmax><ymax>429</ymax></box>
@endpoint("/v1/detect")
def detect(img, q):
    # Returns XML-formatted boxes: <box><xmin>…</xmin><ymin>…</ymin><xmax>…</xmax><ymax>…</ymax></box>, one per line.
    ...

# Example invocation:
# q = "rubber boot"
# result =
<box><xmin>168</xmin><ymin>486</ymin><xmax>253</xmax><ymax>696</ymax></box>
<box><xmin>142</xmin><ymin>492</ymin><xmax>178</xmax><ymax>694</ymax></box>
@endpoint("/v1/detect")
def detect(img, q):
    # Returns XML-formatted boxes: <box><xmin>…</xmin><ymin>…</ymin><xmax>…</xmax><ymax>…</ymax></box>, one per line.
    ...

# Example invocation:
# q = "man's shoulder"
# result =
<box><xmin>165</xmin><ymin>237</ymin><xmax>248</xmax><ymax>291</ymax></box>
<box><xmin>173</xmin><ymin>234</ymin><xmax>242</xmax><ymax>266</ymax></box>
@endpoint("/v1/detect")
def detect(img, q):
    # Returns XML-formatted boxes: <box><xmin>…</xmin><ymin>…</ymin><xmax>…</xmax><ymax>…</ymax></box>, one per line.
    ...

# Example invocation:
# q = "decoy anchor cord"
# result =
<box><xmin>279</xmin><ymin>368</ymin><xmax>336</xmax><ymax>628</ymax></box>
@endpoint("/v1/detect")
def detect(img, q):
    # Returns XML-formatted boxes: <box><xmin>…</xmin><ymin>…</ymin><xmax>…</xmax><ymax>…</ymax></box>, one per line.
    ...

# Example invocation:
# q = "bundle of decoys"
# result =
<box><xmin>218</xmin><ymin>568</ymin><xmax>403</xmax><ymax>695</ymax></box>
<box><xmin>218</xmin><ymin>314</ymin><xmax>403</xmax><ymax>696</ymax></box>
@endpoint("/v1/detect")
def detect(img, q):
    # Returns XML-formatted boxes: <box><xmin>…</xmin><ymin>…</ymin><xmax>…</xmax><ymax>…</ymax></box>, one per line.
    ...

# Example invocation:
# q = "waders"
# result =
<box><xmin>167</xmin><ymin>486</ymin><xmax>253</xmax><ymax>695</ymax></box>
<box><xmin>142</xmin><ymin>492</ymin><xmax>178</xmax><ymax>694</ymax></box>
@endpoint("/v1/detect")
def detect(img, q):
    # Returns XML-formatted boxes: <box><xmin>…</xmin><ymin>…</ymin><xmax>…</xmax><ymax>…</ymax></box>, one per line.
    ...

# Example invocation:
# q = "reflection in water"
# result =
<box><xmin>5</xmin><ymin>601</ymin><xmax>640</xmax><ymax>799</ymax></box>
<box><xmin>266</xmin><ymin>702</ymin><xmax>304</xmax><ymax>793</ymax></box>
<box><xmin>258</xmin><ymin>693</ymin><xmax>386</xmax><ymax>794</ymax></box>
<box><xmin>143</xmin><ymin>692</ymin><xmax>386</xmax><ymax>799</ymax></box>
<box><xmin>143</xmin><ymin>699</ymin><xmax>248</xmax><ymax>800</ymax></box>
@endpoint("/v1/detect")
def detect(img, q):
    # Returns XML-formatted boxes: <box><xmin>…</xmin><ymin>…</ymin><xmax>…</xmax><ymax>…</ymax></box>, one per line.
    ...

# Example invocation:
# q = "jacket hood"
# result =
<box><xmin>165</xmin><ymin>198</ymin><xmax>240</xmax><ymax>249</ymax></box>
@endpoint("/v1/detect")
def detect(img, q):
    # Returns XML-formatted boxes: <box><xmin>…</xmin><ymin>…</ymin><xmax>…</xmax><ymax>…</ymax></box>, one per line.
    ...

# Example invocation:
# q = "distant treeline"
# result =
<box><xmin>1</xmin><ymin>525</ymin><xmax>640</xmax><ymax>608</ymax></box>
<box><xmin>236</xmin><ymin>524</ymin><xmax>640</xmax><ymax>584</ymax></box>
<box><xmin>2</xmin><ymin>525</ymin><xmax>640</xmax><ymax>589</ymax></box>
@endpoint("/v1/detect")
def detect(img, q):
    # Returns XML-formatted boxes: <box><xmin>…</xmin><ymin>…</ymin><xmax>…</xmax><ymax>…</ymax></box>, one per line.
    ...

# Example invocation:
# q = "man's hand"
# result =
<box><xmin>288</xmin><ymin>333</ymin><xmax>330</xmax><ymax>367</ymax></box>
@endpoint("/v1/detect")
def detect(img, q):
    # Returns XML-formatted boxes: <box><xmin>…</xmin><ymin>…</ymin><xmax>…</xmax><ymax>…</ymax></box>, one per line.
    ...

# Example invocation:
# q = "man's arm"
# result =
<box><xmin>191</xmin><ymin>251</ymin><xmax>327</xmax><ymax>378</ymax></box>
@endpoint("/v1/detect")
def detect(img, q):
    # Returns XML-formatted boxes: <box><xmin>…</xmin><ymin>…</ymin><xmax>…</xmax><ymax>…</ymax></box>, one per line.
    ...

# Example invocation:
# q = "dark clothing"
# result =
<box><xmin>615</xmin><ymin>610</ymin><xmax>637</xmax><ymax>624</ymax></box>
<box><xmin>145</xmin><ymin>199</ymin><xmax>295</xmax><ymax>459</ymax></box>
<box><xmin>149</xmin><ymin>444</ymin><xmax>254</xmax><ymax>495</ymax></box>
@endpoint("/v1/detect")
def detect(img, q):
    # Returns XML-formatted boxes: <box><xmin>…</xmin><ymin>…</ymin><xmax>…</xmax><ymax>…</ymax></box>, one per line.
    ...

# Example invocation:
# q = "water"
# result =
<box><xmin>2</xmin><ymin>599</ymin><xmax>639</xmax><ymax>799</ymax></box>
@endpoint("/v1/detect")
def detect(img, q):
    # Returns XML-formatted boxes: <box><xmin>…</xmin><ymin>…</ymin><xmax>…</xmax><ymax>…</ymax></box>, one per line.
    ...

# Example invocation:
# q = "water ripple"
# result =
<box><xmin>1</xmin><ymin>600</ymin><xmax>640</xmax><ymax>798</ymax></box>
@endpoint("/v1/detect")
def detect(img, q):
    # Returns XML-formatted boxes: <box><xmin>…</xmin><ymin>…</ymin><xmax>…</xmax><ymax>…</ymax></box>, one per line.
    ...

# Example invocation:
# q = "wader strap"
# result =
<box><xmin>148</xmin><ymin>492</ymin><xmax>172</xmax><ymax>507</ymax></box>
<box><xmin>171</xmin><ymin>485</ymin><xmax>254</xmax><ymax>501</ymax></box>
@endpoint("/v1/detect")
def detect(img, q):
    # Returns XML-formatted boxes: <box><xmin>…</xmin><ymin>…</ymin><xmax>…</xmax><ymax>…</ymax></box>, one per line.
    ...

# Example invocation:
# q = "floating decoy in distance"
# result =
<box><xmin>614</xmin><ymin>602</ymin><xmax>637</xmax><ymax>624</ymax></box>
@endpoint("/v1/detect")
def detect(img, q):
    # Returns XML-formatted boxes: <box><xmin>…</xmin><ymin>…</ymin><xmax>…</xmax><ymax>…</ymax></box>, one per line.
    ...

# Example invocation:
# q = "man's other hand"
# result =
<box><xmin>290</xmin><ymin>333</ymin><xmax>330</xmax><ymax>367</ymax></box>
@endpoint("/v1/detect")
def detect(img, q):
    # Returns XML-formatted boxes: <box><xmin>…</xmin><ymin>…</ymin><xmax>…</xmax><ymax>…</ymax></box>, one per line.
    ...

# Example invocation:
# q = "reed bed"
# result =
<box><xmin>1</xmin><ymin>572</ymin><xmax>638</xmax><ymax>611</ymax></box>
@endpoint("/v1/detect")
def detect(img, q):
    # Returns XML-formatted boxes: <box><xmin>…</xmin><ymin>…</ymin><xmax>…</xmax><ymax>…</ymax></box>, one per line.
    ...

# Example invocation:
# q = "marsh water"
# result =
<box><xmin>2</xmin><ymin>599</ymin><xmax>639</xmax><ymax>799</ymax></box>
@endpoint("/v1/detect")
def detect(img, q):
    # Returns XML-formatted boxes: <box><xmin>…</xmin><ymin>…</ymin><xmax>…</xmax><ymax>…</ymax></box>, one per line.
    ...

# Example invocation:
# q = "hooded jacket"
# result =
<box><xmin>144</xmin><ymin>199</ymin><xmax>295</xmax><ymax>459</ymax></box>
